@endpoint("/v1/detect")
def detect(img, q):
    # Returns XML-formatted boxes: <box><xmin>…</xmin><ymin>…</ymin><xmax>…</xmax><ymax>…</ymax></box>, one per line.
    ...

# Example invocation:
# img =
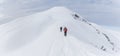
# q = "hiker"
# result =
<box><xmin>60</xmin><ymin>27</ymin><xmax>62</xmax><ymax>32</ymax></box>
<box><xmin>64</xmin><ymin>27</ymin><xmax>68</xmax><ymax>36</ymax></box>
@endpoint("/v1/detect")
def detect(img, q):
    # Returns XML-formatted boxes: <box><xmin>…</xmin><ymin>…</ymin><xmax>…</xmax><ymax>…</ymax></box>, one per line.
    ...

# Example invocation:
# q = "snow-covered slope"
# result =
<box><xmin>0</xmin><ymin>7</ymin><xmax>119</xmax><ymax>56</ymax></box>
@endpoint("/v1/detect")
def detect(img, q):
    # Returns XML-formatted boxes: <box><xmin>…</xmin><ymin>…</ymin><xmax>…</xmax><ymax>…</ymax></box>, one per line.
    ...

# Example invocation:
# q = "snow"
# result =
<box><xmin>101</xmin><ymin>27</ymin><xmax>120</xmax><ymax>56</ymax></box>
<box><xmin>0</xmin><ymin>7</ymin><xmax>119</xmax><ymax>56</ymax></box>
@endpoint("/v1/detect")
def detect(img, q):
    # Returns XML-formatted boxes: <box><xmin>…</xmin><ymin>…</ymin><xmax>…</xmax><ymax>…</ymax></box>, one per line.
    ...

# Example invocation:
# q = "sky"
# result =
<box><xmin>0</xmin><ymin>0</ymin><xmax>120</xmax><ymax>26</ymax></box>
<box><xmin>0</xmin><ymin>0</ymin><xmax>3</xmax><ymax>3</ymax></box>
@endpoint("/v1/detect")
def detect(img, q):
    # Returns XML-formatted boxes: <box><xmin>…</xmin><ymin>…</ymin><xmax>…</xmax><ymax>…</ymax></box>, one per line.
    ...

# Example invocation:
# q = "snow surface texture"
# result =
<box><xmin>0</xmin><ymin>7</ymin><xmax>119</xmax><ymax>56</ymax></box>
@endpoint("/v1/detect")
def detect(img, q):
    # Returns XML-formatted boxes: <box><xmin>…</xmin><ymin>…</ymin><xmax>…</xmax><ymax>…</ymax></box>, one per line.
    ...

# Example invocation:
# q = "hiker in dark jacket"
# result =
<box><xmin>60</xmin><ymin>27</ymin><xmax>62</xmax><ymax>32</ymax></box>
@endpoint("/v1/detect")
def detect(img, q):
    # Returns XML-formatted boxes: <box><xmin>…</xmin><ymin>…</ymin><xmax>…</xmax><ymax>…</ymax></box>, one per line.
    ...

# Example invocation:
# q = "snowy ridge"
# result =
<box><xmin>0</xmin><ymin>7</ymin><xmax>119</xmax><ymax>56</ymax></box>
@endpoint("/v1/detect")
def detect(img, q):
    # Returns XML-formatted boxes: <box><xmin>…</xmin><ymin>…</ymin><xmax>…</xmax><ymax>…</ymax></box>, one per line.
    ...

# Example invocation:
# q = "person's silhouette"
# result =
<box><xmin>60</xmin><ymin>27</ymin><xmax>62</xmax><ymax>32</ymax></box>
<box><xmin>64</xmin><ymin>27</ymin><xmax>68</xmax><ymax>36</ymax></box>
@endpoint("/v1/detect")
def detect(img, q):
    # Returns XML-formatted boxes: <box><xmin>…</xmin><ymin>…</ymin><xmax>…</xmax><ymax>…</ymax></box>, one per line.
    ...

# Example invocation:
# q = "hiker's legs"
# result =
<box><xmin>64</xmin><ymin>32</ymin><xmax>67</xmax><ymax>36</ymax></box>
<box><xmin>65</xmin><ymin>32</ymin><xmax>67</xmax><ymax>36</ymax></box>
<box><xmin>60</xmin><ymin>29</ymin><xmax>62</xmax><ymax>32</ymax></box>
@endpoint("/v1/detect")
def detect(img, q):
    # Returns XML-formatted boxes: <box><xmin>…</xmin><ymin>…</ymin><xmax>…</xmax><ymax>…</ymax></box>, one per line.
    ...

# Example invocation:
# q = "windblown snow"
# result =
<box><xmin>0</xmin><ymin>7</ymin><xmax>120</xmax><ymax>56</ymax></box>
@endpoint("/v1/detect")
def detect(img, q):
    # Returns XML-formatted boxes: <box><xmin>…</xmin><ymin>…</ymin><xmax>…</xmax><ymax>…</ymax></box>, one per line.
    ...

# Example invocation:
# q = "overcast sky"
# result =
<box><xmin>0</xmin><ymin>0</ymin><xmax>120</xmax><ymax>26</ymax></box>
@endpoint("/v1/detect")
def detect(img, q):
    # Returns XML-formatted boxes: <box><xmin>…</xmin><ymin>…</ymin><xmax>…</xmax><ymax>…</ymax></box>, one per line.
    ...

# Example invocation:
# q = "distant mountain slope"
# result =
<box><xmin>0</xmin><ymin>7</ymin><xmax>119</xmax><ymax>56</ymax></box>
